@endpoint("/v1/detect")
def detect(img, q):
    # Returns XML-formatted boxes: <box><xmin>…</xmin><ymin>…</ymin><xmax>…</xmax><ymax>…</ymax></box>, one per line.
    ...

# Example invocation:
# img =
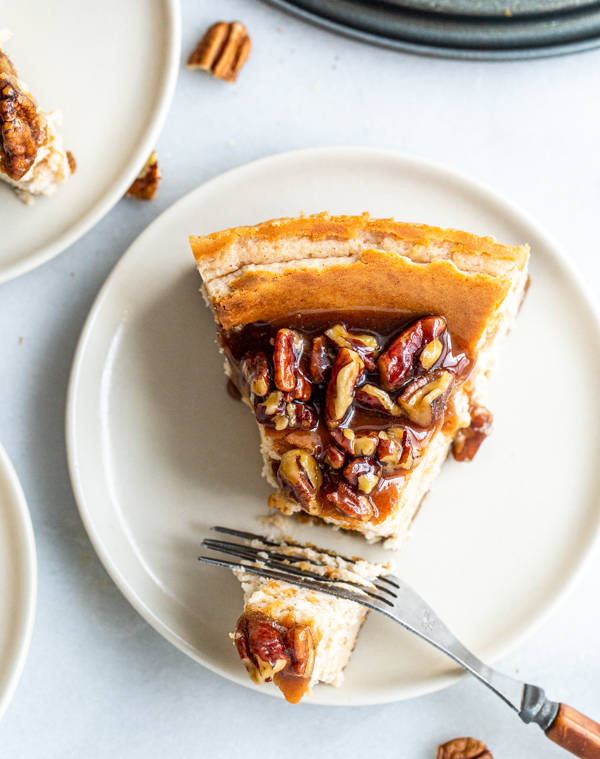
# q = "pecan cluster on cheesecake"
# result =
<box><xmin>232</xmin><ymin>535</ymin><xmax>391</xmax><ymax>703</ymax></box>
<box><xmin>0</xmin><ymin>30</ymin><xmax>74</xmax><ymax>203</ymax></box>
<box><xmin>190</xmin><ymin>213</ymin><xmax>530</xmax><ymax>548</ymax></box>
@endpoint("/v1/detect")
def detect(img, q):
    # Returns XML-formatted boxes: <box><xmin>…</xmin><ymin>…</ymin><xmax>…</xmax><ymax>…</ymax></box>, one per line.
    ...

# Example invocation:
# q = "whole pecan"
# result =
<box><xmin>277</xmin><ymin>448</ymin><xmax>323</xmax><ymax>515</ymax></box>
<box><xmin>187</xmin><ymin>21</ymin><xmax>251</xmax><ymax>83</ymax></box>
<box><xmin>0</xmin><ymin>71</ymin><xmax>43</xmax><ymax>181</ymax></box>
<box><xmin>240</xmin><ymin>349</ymin><xmax>271</xmax><ymax>397</ymax></box>
<box><xmin>234</xmin><ymin>612</ymin><xmax>287</xmax><ymax>684</ymax></box>
<box><xmin>436</xmin><ymin>737</ymin><xmax>493</xmax><ymax>759</ymax></box>
<box><xmin>273</xmin><ymin>329</ymin><xmax>312</xmax><ymax>402</ymax></box>
<box><xmin>309</xmin><ymin>335</ymin><xmax>333</xmax><ymax>383</ymax></box>
<box><xmin>452</xmin><ymin>405</ymin><xmax>493</xmax><ymax>462</ymax></box>
<box><xmin>326</xmin><ymin>481</ymin><xmax>374</xmax><ymax>522</ymax></box>
<box><xmin>325</xmin><ymin>348</ymin><xmax>364</xmax><ymax>428</ymax></box>
<box><xmin>378</xmin><ymin>316</ymin><xmax>447</xmax><ymax>390</ymax></box>
<box><xmin>325</xmin><ymin>324</ymin><xmax>380</xmax><ymax>370</ymax></box>
<box><xmin>343</xmin><ymin>457</ymin><xmax>382</xmax><ymax>494</ymax></box>
<box><xmin>398</xmin><ymin>370</ymin><xmax>454</xmax><ymax>428</ymax></box>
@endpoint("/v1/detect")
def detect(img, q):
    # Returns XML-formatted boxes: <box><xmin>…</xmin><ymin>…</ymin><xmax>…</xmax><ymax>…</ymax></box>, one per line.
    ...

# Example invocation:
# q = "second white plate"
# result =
<box><xmin>0</xmin><ymin>442</ymin><xmax>37</xmax><ymax>722</ymax></box>
<box><xmin>0</xmin><ymin>0</ymin><xmax>180</xmax><ymax>283</ymax></box>
<box><xmin>67</xmin><ymin>147</ymin><xmax>600</xmax><ymax>705</ymax></box>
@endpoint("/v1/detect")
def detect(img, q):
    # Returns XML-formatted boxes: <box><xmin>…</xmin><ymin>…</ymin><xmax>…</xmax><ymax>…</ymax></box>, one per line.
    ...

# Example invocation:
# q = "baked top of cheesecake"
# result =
<box><xmin>190</xmin><ymin>212</ymin><xmax>528</xmax><ymax>349</ymax></box>
<box><xmin>0</xmin><ymin>29</ymin><xmax>74</xmax><ymax>203</ymax></box>
<box><xmin>190</xmin><ymin>213</ymin><xmax>529</xmax><ymax>546</ymax></box>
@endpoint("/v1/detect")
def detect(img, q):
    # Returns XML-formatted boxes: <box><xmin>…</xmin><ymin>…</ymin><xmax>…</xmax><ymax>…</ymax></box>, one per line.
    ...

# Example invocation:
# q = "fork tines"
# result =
<box><xmin>199</xmin><ymin>526</ymin><xmax>397</xmax><ymax>607</ymax></box>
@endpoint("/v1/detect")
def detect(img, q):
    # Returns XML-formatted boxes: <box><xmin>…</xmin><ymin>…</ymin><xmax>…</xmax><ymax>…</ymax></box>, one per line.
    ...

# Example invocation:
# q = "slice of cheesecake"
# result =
<box><xmin>190</xmin><ymin>213</ymin><xmax>530</xmax><ymax>548</ymax></box>
<box><xmin>232</xmin><ymin>535</ymin><xmax>391</xmax><ymax>703</ymax></box>
<box><xmin>0</xmin><ymin>30</ymin><xmax>74</xmax><ymax>203</ymax></box>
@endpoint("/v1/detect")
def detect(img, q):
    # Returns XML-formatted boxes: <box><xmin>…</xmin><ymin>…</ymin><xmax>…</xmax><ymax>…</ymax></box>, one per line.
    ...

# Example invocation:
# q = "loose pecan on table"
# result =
<box><xmin>436</xmin><ymin>737</ymin><xmax>493</xmax><ymax>759</ymax></box>
<box><xmin>126</xmin><ymin>151</ymin><xmax>161</xmax><ymax>200</ymax></box>
<box><xmin>187</xmin><ymin>21</ymin><xmax>251</xmax><ymax>83</ymax></box>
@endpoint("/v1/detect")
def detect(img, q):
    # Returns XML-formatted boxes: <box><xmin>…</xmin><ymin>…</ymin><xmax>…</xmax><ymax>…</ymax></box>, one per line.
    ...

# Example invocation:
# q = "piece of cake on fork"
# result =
<box><xmin>227</xmin><ymin>533</ymin><xmax>392</xmax><ymax>703</ymax></box>
<box><xmin>190</xmin><ymin>213</ymin><xmax>529</xmax><ymax>548</ymax></box>
<box><xmin>0</xmin><ymin>30</ymin><xmax>74</xmax><ymax>203</ymax></box>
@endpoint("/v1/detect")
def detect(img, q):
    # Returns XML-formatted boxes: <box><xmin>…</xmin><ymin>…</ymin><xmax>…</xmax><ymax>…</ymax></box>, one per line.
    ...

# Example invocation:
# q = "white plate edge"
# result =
<box><xmin>64</xmin><ymin>146</ymin><xmax>600</xmax><ymax>706</ymax></box>
<box><xmin>0</xmin><ymin>442</ymin><xmax>37</xmax><ymax>722</ymax></box>
<box><xmin>0</xmin><ymin>0</ymin><xmax>182</xmax><ymax>285</ymax></box>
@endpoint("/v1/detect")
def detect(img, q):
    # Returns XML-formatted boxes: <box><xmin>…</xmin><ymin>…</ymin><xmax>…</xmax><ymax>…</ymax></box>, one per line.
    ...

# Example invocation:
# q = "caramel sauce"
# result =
<box><xmin>273</xmin><ymin>671</ymin><xmax>311</xmax><ymax>704</ymax></box>
<box><xmin>220</xmin><ymin>309</ymin><xmax>474</xmax><ymax>524</ymax></box>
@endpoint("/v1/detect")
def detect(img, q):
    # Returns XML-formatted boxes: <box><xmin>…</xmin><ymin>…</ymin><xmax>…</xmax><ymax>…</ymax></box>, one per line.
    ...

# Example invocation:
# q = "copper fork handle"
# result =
<box><xmin>546</xmin><ymin>704</ymin><xmax>600</xmax><ymax>758</ymax></box>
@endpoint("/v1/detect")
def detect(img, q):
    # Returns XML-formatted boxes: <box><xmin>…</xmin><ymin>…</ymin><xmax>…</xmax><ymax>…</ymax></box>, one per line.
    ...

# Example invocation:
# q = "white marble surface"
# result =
<box><xmin>1</xmin><ymin>0</ymin><xmax>600</xmax><ymax>756</ymax></box>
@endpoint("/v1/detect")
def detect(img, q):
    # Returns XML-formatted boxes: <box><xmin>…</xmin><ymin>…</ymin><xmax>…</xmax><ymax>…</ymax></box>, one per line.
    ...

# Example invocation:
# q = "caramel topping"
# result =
<box><xmin>222</xmin><ymin>309</ymin><xmax>474</xmax><ymax>524</ymax></box>
<box><xmin>0</xmin><ymin>52</ymin><xmax>44</xmax><ymax>181</ymax></box>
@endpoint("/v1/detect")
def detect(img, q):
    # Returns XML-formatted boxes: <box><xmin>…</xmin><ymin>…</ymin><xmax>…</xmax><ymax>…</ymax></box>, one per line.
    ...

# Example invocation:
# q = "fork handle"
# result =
<box><xmin>545</xmin><ymin>704</ymin><xmax>600</xmax><ymax>757</ymax></box>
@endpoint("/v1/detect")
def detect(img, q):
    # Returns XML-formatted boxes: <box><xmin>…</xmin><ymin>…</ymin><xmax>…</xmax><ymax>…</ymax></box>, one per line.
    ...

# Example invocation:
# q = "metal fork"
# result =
<box><xmin>200</xmin><ymin>527</ymin><xmax>600</xmax><ymax>758</ymax></box>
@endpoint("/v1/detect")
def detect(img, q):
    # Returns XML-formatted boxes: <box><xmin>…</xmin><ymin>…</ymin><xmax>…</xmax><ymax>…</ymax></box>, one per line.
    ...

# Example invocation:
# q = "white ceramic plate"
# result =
<box><xmin>0</xmin><ymin>0</ymin><xmax>180</xmax><ymax>284</ymax></box>
<box><xmin>67</xmin><ymin>148</ymin><xmax>600</xmax><ymax>706</ymax></box>
<box><xmin>0</xmin><ymin>442</ymin><xmax>37</xmax><ymax>721</ymax></box>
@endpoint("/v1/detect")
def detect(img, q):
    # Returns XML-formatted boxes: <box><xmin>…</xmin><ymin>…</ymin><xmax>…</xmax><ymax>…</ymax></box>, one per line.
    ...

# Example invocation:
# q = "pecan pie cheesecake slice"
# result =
<box><xmin>190</xmin><ymin>213</ymin><xmax>530</xmax><ymax>548</ymax></box>
<box><xmin>0</xmin><ymin>30</ymin><xmax>74</xmax><ymax>203</ymax></box>
<box><xmin>232</xmin><ymin>536</ymin><xmax>391</xmax><ymax>703</ymax></box>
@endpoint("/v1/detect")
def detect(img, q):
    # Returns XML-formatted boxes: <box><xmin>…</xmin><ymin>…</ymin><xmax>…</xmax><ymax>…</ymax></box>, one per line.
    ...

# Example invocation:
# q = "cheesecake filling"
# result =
<box><xmin>221</xmin><ymin>309</ymin><xmax>487</xmax><ymax>527</ymax></box>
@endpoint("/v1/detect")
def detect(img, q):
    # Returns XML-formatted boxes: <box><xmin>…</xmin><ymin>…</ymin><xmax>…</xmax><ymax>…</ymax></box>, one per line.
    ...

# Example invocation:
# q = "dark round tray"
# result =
<box><xmin>264</xmin><ymin>0</ymin><xmax>600</xmax><ymax>58</ymax></box>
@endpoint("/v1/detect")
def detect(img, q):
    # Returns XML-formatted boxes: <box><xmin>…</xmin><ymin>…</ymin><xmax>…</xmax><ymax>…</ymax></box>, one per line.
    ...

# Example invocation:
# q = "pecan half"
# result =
<box><xmin>273</xmin><ymin>329</ymin><xmax>311</xmax><ymax>402</ymax></box>
<box><xmin>343</xmin><ymin>457</ymin><xmax>382</xmax><ymax>494</ymax></box>
<box><xmin>452</xmin><ymin>405</ymin><xmax>493</xmax><ymax>462</ymax></box>
<box><xmin>436</xmin><ymin>737</ymin><xmax>493</xmax><ymax>759</ymax></box>
<box><xmin>326</xmin><ymin>481</ymin><xmax>374</xmax><ymax>522</ymax></box>
<box><xmin>240</xmin><ymin>349</ymin><xmax>271</xmax><ymax>397</ymax></box>
<box><xmin>325</xmin><ymin>324</ymin><xmax>380</xmax><ymax>370</ymax></box>
<box><xmin>325</xmin><ymin>348</ymin><xmax>364</xmax><ymax>428</ymax></box>
<box><xmin>0</xmin><ymin>69</ymin><xmax>43</xmax><ymax>181</ymax></box>
<box><xmin>234</xmin><ymin>612</ymin><xmax>287</xmax><ymax>684</ymax></box>
<box><xmin>309</xmin><ymin>335</ymin><xmax>333</xmax><ymax>383</ymax></box>
<box><xmin>277</xmin><ymin>449</ymin><xmax>323</xmax><ymax>515</ymax></box>
<box><xmin>398</xmin><ymin>370</ymin><xmax>454</xmax><ymax>428</ymax></box>
<box><xmin>356</xmin><ymin>384</ymin><xmax>402</xmax><ymax>416</ymax></box>
<box><xmin>378</xmin><ymin>316</ymin><xmax>447</xmax><ymax>390</ymax></box>
<box><xmin>281</xmin><ymin>625</ymin><xmax>315</xmax><ymax>678</ymax></box>
<box><xmin>187</xmin><ymin>21</ymin><xmax>251</xmax><ymax>83</ymax></box>
<box><xmin>126</xmin><ymin>151</ymin><xmax>162</xmax><ymax>200</ymax></box>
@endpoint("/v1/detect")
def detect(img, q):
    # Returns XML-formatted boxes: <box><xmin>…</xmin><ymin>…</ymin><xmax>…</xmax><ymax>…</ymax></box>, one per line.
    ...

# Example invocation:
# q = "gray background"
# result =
<box><xmin>1</xmin><ymin>0</ymin><xmax>600</xmax><ymax>756</ymax></box>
